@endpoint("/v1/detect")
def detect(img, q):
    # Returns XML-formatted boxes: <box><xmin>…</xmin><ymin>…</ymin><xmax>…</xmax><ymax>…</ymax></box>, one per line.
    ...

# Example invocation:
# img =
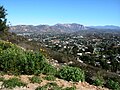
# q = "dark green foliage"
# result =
<box><xmin>29</xmin><ymin>76</ymin><xmax>42</xmax><ymax>83</ymax></box>
<box><xmin>35</xmin><ymin>82</ymin><xmax>55</xmax><ymax>90</ymax></box>
<box><xmin>44</xmin><ymin>75</ymin><xmax>56</xmax><ymax>81</ymax></box>
<box><xmin>106</xmin><ymin>79</ymin><xmax>120</xmax><ymax>90</ymax></box>
<box><xmin>22</xmin><ymin>51</ymin><xmax>46</xmax><ymax>75</ymax></box>
<box><xmin>0</xmin><ymin>71</ymin><xmax>6</xmax><ymax>76</ymax></box>
<box><xmin>0</xmin><ymin>6</ymin><xmax>8</xmax><ymax>32</ymax></box>
<box><xmin>92</xmin><ymin>72</ymin><xmax>104</xmax><ymax>86</ymax></box>
<box><xmin>35</xmin><ymin>82</ymin><xmax>62</xmax><ymax>90</ymax></box>
<box><xmin>93</xmin><ymin>78</ymin><xmax>104</xmax><ymax>86</ymax></box>
<box><xmin>58</xmin><ymin>66</ymin><xmax>85</xmax><ymax>82</ymax></box>
<box><xmin>0</xmin><ymin>40</ymin><xmax>56</xmax><ymax>75</ymax></box>
<box><xmin>42</xmin><ymin>63</ymin><xmax>57</xmax><ymax>75</ymax></box>
<box><xmin>35</xmin><ymin>82</ymin><xmax>76</xmax><ymax>90</ymax></box>
<box><xmin>2</xmin><ymin>78</ymin><xmax>27</xmax><ymax>89</ymax></box>
<box><xmin>0</xmin><ymin>77</ymin><xmax>4</xmax><ymax>81</ymax></box>
<box><xmin>46</xmin><ymin>82</ymin><xmax>62</xmax><ymax>90</ymax></box>
<box><xmin>63</xmin><ymin>86</ymin><xmax>76</xmax><ymax>90</ymax></box>
<box><xmin>35</xmin><ymin>86</ymin><xmax>47</xmax><ymax>90</ymax></box>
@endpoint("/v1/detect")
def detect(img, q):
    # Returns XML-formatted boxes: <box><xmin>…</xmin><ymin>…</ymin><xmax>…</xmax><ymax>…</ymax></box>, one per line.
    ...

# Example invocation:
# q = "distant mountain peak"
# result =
<box><xmin>9</xmin><ymin>23</ymin><xmax>120</xmax><ymax>34</ymax></box>
<box><xmin>10</xmin><ymin>23</ymin><xmax>88</xmax><ymax>34</ymax></box>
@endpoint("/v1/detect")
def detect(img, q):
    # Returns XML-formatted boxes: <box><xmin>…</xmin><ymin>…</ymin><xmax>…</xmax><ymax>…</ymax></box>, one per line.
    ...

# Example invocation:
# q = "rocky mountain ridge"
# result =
<box><xmin>10</xmin><ymin>23</ymin><xmax>120</xmax><ymax>34</ymax></box>
<box><xmin>10</xmin><ymin>23</ymin><xmax>89</xmax><ymax>34</ymax></box>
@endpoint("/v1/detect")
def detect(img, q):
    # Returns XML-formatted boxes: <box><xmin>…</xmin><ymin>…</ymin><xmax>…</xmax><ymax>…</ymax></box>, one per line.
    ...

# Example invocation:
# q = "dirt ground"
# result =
<box><xmin>0</xmin><ymin>74</ymin><xmax>109</xmax><ymax>90</ymax></box>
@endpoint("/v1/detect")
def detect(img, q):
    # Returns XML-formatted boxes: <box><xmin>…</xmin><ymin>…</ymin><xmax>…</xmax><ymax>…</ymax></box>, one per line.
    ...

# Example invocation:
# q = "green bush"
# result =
<box><xmin>0</xmin><ymin>40</ymin><xmax>56</xmax><ymax>75</ymax></box>
<box><xmin>2</xmin><ymin>77</ymin><xmax>27</xmax><ymax>89</ymax></box>
<box><xmin>106</xmin><ymin>79</ymin><xmax>120</xmax><ymax>90</ymax></box>
<box><xmin>22</xmin><ymin>51</ymin><xmax>46</xmax><ymax>75</ymax></box>
<box><xmin>35</xmin><ymin>86</ymin><xmax>47</xmax><ymax>90</ymax></box>
<box><xmin>35</xmin><ymin>82</ymin><xmax>62</xmax><ymax>90</ymax></box>
<box><xmin>92</xmin><ymin>73</ymin><xmax>104</xmax><ymax>86</ymax></box>
<box><xmin>63</xmin><ymin>86</ymin><xmax>76</xmax><ymax>90</ymax></box>
<box><xmin>35</xmin><ymin>82</ymin><xmax>76</xmax><ymax>90</ymax></box>
<box><xmin>29</xmin><ymin>76</ymin><xmax>42</xmax><ymax>83</ymax></box>
<box><xmin>93</xmin><ymin>78</ymin><xmax>104</xmax><ymax>86</ymax></box>
<box><xmin>0</xmin><ymin>47</ymin><xmax>26</xmax><ymax>74</ymax></box>
<box><xmin>0</xmin><ymin>71</ymin><xmax>6</xmax><ymax>75</ymax></box>
<box><xmin>58</xmin><ymin>66</ymin><xmax>85</xmax><ymax>82</ymax></box>
<box><xmin>0</xmin><ymin>41</ymin><xmax>14</xmax><ymax>50</ymax></box>
<box><xmin>0</xmin><ymin>77</ymin><xmax>4</xmax><ymax>81</ymax></box>
<box><xmin>0</xmin><ymin>47</ymin><xmax>44</xmax><ymax>74</ymax></box>
<box><xmin>46</xmin><ymin>82</ymin><xmax>62</xmax><ymax>90</ymax></box>
<box><xmin>42</xmin><ymin>63</ymin><xmax>57</xmax><ymax>75</ymax></box>
<box><xmin>44</xmin><ymin>75</ymin><xmax>56</xmax><ymax>81</ymax></box>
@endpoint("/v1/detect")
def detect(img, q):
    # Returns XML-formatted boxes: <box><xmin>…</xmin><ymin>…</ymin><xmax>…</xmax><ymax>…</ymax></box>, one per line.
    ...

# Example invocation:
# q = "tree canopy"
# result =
<box><xmin>0</xmin><ymin>6</ymin><xmax>8</xmax><ymax>32</ymax></box>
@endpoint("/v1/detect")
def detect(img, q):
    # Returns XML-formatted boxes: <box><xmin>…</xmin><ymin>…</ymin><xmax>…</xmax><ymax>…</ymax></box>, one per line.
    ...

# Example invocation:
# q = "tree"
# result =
<box><xmin>0</xmin><ymin>6</ymin><xmax>8</xmax><ymax>32</ymax></box>
<box><xmin>72</xmin><ymin>45</ymin><xmax>79</xmax><ymax>56</ymax></box>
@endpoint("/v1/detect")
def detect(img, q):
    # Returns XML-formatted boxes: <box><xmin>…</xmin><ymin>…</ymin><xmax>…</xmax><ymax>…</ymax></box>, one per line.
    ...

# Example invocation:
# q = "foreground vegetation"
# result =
<box><xmin>1</xmin><ymin>77</ymin><xmax>27</xmax><ymax>89</ymax></box>
<box><xmin>0</xmin><ymin>40</ymin><xmax>85</xmax><ymax>88</ymax></box>
<box><xmin>0</xmin><ymin>40</ymin><xmax>120</xmax><ymax>90</ymax></box>
<box><xmin>35</xmin><ymin>82</ymin><xmax>76</xmax><ymax>90</ymax></box>
<box><xmin>0</xmin><ymin>40</ymin><xmax>57</xmax><ymax>75</ymax></box>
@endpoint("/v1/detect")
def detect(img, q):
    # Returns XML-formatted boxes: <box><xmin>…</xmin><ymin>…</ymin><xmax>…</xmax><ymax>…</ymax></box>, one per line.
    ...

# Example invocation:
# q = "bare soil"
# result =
<box><xmin>0</xmin><ymin>74</ymin><xmax>109</xmax><ymax>90</ymax></box>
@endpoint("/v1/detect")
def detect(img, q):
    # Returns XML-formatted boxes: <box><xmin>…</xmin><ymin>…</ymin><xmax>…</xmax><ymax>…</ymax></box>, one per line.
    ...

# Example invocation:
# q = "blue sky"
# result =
<box><xmin>0</xmin><ymin>0</ymin><xmax>120</xmax><ymax>26</ymax></box>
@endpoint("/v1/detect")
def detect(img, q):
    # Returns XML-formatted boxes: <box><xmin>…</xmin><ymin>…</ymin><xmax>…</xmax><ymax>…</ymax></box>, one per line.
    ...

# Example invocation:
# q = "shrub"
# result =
<box><xmin>0</xmin><ymin>71</ymin><xmax>6</xmax><ymax>76</ymax></box>
<box><xmin>63</xmin><ymin>86</ymin><xmax>76</xmax><ymax>90</ymax></box>
<box><xmin>23</xmin><ymin>51</ymin><xmax>46</xmax><ymax>75</ymax></box>
<box><xmin>0</xmin><ymin>47</ymin><xmax>26</xmax><ymax>74</ymax></box>
<box><xmin>35</xmin><ymin>86</ymin><xmax>47</xmax><ymax>90</ymax></box>
<box><xmin>35</xmin><ymin>82</ymin><xmax>76</xmax><ymax>90</ymax></box>
<box><xmin>0</xmin><ymin>40</ymin><xmax>56</xmax><ymax>75</ymax></box>
<box><xmin>0</xmin><ymin>40</ymin><xmax>14</xmax><ymax>50</ymax></box>
<box><xmin>106</xmin><ymin>79</ymin><xmax>120</xmax><ymax>90</ymax></box>
<box><xmin>93</xmin><ymin>78</ymin><xmax>104</xmax><ymax>86</ymax></box>
<box><xmin>85</xmin><ymin>72</ymin><xmax>94</xmax><ymax>85</ymax></box>
<box><xmin>44</xmin><ymin>75</ymin><xmax>56</xmax><ymax>81</ymax></box>
<box><xmin>42</xmin><ymin>63</ymin><xmax>57</xmax><ymax>75</ymax></box>
<box><xmin>46</xmin><ymin>82</ymin><xmax>58</xmax><ymax>87</ymax></box>
<box><xmin>46</xmin><ymin>82</ymin><xmax>62</xmax><ymax>90</ymax></box>
<box><xmin>58</xmin><ymin>66</ymin><xmax>85</xmax><ymax>82</ymax></box>
<box><xmin>2</xmin><ymin>77</ymin><xmax>27</xmax><ymax>89</ymax></box>
<box><xmin>92</xmin><ymin>73</ymin><xmax>104</xmax><ymax>86</ymax></box>
<box><xmin>0</xmin><ymin>77</ymin><xmax>4</xmax><ymax>81</ymax></box>
<box><xmin>35</xmin><ymin>82</ymin><xmax>59</xmax><ymax>90</ymax></box>
<box><xmin>29</xmin><ymin>76</ymin><xmax>42</xmax><ymax>83</ymax></box>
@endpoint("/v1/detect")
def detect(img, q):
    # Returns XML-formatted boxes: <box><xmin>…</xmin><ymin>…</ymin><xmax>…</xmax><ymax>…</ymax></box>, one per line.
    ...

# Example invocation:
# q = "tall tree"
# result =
<box><xmin>0</xmin><ymin>6</ymin><xmax>8</xmax><ymax>32</ymax></box>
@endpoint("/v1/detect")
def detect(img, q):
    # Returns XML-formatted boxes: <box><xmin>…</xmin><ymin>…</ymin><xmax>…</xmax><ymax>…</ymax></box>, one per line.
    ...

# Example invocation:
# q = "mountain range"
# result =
<box><xmin>90</xmin><ymin>25</ymin><xmax>120</xmax><ymax>30</ymax></box>
<box><xmin>10</xmin><ymin>23</ymin><xmax>120</xmax><ymax>34</ymax></box>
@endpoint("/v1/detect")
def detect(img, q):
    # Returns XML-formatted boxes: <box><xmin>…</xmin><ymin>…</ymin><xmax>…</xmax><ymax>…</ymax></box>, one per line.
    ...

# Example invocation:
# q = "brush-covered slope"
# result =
<box><xmin>0</xmin><ymin>40</ymin><xmax>110</xmax><ymax>90</ymax></box>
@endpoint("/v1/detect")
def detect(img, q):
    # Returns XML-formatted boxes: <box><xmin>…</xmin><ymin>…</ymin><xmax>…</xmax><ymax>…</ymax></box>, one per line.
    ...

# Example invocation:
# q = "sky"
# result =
<box><xmin>0</xmin><ymin>0</ymin><xmax>120</xmax><ymax>26</ymax></box>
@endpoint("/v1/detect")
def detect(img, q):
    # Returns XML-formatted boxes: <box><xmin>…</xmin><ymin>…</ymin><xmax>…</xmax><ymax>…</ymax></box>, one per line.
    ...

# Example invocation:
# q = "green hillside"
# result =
<box><xmin>0</xmin><ymin>40</ymin><xmax>57</xmax><ymax>75</ymax></box>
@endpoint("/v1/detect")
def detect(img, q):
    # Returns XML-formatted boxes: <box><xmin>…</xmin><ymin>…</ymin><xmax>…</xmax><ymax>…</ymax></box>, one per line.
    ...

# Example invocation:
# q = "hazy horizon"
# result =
<box><xmin>10</xmin><ymin>23</ymin><xmax>120</xmax><ymax>27</ymax></box>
